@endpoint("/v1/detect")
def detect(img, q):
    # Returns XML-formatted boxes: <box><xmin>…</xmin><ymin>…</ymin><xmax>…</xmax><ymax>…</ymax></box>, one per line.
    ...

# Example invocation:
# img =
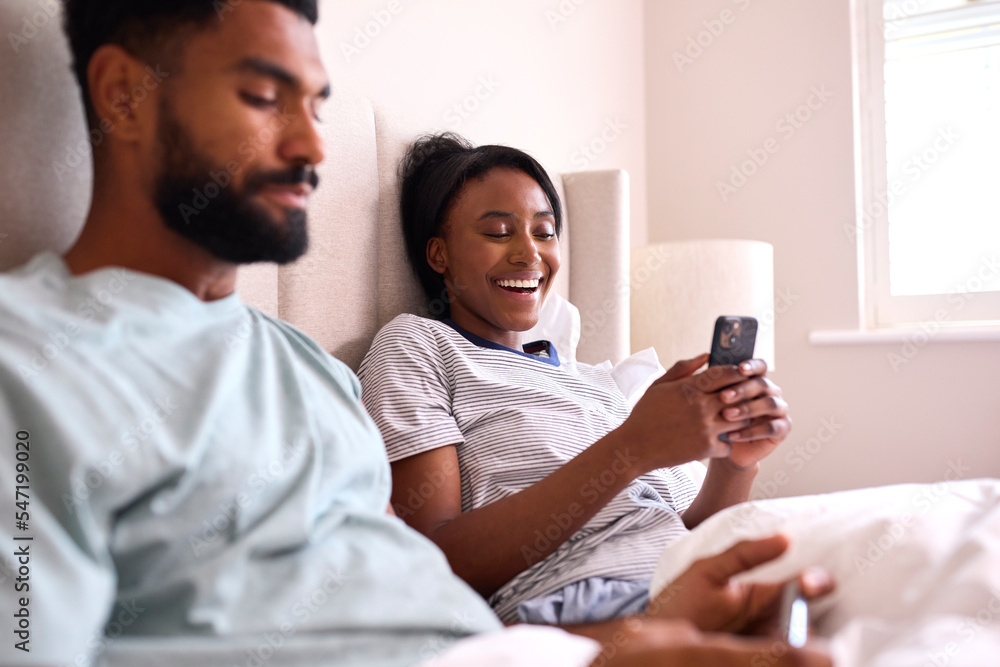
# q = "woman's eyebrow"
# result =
<box><xmin>476</xmin><ymin>210</ymin><xmax>554</xmax><ymax>221</ymax></box>
<box><xmin>477</xmin><ymin>210</ymin><xmax>514</xmax><ymax>220</ymax></box>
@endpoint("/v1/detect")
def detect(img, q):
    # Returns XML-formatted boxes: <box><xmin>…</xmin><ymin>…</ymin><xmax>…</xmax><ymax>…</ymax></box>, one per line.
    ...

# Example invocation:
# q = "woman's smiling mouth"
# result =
<box><xmin>494</xmin><ymin>277</ymin><xmax>543</xmax><ymax>296</ymax></box>
<box><xmin>495</xmin><ymin>277</ymin><xmax>541</xmax><ymax>294</ymax></box>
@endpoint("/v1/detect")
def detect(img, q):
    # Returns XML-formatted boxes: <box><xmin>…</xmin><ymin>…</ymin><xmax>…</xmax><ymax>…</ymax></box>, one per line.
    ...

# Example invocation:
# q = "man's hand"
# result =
<box><xmin>646</xmin><ymin>534</ymin><xmax>835</xmax><ymax>635</ymax></box>
<box><xmin>590</xmin><ymin>618</ymin><xmax>832</xmax><ymax>667</ymax></box>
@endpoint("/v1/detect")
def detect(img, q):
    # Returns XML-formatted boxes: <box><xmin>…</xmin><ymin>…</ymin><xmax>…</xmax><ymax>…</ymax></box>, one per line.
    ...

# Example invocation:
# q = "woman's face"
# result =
<box><xmin>427</xmin><ymin>167</ymin><xmax>561</xmax><ymax>349</ymax></box>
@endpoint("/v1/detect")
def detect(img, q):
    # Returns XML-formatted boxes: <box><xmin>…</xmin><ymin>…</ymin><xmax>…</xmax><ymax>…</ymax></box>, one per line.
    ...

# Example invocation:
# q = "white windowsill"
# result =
<box><xmin>810</xmin><ymin>324</ymin><xmax>1000</xmax><ymax>345</ymax></box>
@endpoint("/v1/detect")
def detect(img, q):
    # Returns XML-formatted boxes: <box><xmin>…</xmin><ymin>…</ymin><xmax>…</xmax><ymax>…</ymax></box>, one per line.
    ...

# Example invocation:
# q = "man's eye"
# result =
<box><xmin>311</xmin><ymin>103</ymin><xmax>325</xmax><ymax>124</ymax></box>
<box><xmin>240</xmin><ymin>92</ymin><xmax>277</xmax><ymax>108</ymax></box>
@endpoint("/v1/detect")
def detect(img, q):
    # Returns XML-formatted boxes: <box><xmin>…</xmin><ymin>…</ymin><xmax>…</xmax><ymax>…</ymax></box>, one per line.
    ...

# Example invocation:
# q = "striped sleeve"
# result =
<box><xmin>358</xmin><ymin>315</ymin><xmax>465</xmax><ymax>462</ymax></box>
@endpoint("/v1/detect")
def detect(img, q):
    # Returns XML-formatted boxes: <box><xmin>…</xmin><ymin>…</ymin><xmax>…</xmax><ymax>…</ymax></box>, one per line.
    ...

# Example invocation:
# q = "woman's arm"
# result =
<box><xmin>391</xmin><ymin>427</ymin><xmax>644</xmax><ymax>597</ymax></box>
<box><xmin>680</xmin><ymin>459</ymin><xmax>759</xmax><ymax>530</ymax></box>
<box><xmin>681</xmin><ymin>366</ymin><xmax>791</xmax><ymax>529</ymax></box>
<box><xmin>388</xmin><ymin>356</ymin><xmax>766</xmax><ymax>598</ymax></box>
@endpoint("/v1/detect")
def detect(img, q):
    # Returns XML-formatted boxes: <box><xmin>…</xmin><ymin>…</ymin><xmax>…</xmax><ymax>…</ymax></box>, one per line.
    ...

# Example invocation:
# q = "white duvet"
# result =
<box><xmin>649</xmin><ymin>478</ymin><xmax>1000</xmax><ymax>667</ymax></box>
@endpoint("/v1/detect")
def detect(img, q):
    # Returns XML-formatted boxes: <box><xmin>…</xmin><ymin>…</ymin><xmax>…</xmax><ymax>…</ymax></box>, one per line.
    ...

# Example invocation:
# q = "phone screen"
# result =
<box><xmin>779</xmin><ymin>581</ymin><xmax>809</xmax><ymax>648</ymax></box>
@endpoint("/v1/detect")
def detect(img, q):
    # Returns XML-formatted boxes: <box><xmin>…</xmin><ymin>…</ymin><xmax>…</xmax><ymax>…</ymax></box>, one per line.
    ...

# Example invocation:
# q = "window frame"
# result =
<box><xmin>851</xmin><ymin>0</ymin><xmax>1000</xmax><ymax>329</ymax></box>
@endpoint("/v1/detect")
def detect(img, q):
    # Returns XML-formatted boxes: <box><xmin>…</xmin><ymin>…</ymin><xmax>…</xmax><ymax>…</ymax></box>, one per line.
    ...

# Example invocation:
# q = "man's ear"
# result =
<box><xmin>426</xmin><ymin>237</ymin><xmax>448</xmax><ymax>275</ymax></box>
<box><xmin>87</xmin><ymin>44</ymin><xmax>158</xmax><ymax>143</ymax></box>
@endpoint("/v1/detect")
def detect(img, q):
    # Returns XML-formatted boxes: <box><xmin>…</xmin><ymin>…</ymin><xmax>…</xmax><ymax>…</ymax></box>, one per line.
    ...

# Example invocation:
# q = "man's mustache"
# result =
<box><xmin>246</xmin><ymin>166</ymin><xmax>320</xmax><ymax>192</ymax></box>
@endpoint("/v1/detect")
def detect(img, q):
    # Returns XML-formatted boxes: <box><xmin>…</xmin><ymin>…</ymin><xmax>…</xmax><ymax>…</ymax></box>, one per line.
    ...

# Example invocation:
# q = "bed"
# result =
<box><xmin>3</xmin><ymin>3</ymin><xmax>1000</xmax><ymax>666</ymax></box>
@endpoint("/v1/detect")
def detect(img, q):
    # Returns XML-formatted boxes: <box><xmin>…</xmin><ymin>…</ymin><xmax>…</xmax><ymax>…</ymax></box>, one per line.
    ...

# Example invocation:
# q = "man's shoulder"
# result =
<box><xmin>0</xmin><ymin>254</ymin><xmax>68</xmax><ymax>347</ymax></box>
<box><xmin>0</xmin><ymin>253</ymin><xmax>57</xmax><ymax>308</ymax></box>
<box><xmin>249</xmin><ymin>308</ymin><xmax>358</xmax><ymax>385</ymax></box>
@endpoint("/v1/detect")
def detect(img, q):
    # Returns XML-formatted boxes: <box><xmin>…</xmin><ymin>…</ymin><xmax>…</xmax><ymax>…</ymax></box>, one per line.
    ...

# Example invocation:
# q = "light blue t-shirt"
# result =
<box><xmin>0</xmin><ymin>253</ymin><xmax>500</xmax><ymax>666</ymax></box>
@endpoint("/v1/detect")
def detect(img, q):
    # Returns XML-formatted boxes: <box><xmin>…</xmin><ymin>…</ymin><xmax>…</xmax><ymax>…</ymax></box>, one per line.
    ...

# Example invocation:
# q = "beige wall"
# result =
<box><xmin>316</xmin><ymin>0</ymin><xmax>648</xmax><ymax>245</ymax></box>
<box><xmin>315</xmin><ymin>1</ymin><xmax>1000</xmax><ymax>496</ymax></box>
<box><xmin>645</xmin><ymin>0</ymin><xmax>1000</xmax><ymax>496</ymax></box>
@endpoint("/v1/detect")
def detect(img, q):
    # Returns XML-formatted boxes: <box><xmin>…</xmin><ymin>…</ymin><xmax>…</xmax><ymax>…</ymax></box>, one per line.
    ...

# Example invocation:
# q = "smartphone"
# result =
<box><xmin>708</xmin><ymin>316</ymin><xmax>758</xmax><ymax>367</ymax></box>
<box><xmin>778</xmin><ymin>581</ymin><xmax>810</xmax><ymax>648</ymax></box>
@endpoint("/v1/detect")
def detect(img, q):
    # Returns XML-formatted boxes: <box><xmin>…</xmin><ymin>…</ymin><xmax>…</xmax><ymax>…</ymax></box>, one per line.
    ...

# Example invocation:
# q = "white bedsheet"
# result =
<box><xmin>649</xmin><ymin>478</ymin><xmax>1000</xmax><ymax>667</ymax></box>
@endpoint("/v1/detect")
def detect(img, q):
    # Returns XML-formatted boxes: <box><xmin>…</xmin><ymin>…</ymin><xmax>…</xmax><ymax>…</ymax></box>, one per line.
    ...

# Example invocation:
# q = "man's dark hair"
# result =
<box><xmin>399</xmin><ymin>132</ymin><xmax>563</xmax><ymax>318</ymax></box>
<box><xmin>62</xmin><ymin>0</ymin><xmax>319</xmax><ymax>126</ymax></box>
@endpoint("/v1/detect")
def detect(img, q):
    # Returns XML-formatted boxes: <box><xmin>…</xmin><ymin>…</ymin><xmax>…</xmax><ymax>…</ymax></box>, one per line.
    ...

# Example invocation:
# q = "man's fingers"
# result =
<box><xmin>695</xmin><ymin>535</ymin><xmax>791</xmax><ymax>583</ymax></box>
<box><xmin>798</xmin><ymin>567</ymin><xmax>836</xmax><ymax>600</ymax></box>
<box><xmin>690</xmin><ymin>632</ymin><xmax>833</xmax><ymax>667</ymax></box>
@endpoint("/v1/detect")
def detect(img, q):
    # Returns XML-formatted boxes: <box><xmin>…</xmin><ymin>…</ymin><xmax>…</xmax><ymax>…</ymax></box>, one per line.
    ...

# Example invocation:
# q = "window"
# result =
<box><xmin>852</xmin><ymin>0</ymin><xmax>1000</xmax><ymax>328</ymax></box>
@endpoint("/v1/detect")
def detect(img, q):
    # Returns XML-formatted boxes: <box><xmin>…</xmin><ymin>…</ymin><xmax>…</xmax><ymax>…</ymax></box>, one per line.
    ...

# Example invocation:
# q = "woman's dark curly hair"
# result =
<box><xmin>399</xmin><ymin>132</ymin><xmax>562</xmax><ymax>318</ymax></box>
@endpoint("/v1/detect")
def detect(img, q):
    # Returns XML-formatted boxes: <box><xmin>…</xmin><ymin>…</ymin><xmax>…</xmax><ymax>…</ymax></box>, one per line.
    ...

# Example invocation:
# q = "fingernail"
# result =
<box><xmin>724</xmin><ymin>407</ymin><xmax>741</xmax><ymax>419</ymax></box>
<box><xmin>727</xmin><ymin>432</ymin><xmax>741</xmax><ymax>441</ymax></box>
<box><xmin>722</xmin><ymin>390</ymin><xmax>736</xmax><ymax>402</ymax></box>
<box><xmin>802</xmin><ymin>567</ymin><xmax>832</xmax><ymax>589</ymax></box>
<box><xmin>741</xmin><ymin>361</ymin><xmax>753</xmax><ymax>372</ymax></box>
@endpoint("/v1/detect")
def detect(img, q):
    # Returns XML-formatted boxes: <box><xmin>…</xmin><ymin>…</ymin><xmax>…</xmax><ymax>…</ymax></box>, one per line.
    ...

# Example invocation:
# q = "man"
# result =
<box><xmin>0</xmin><ymin>1</ymin><xmax>832</xmax><ymax>664</ymax></box>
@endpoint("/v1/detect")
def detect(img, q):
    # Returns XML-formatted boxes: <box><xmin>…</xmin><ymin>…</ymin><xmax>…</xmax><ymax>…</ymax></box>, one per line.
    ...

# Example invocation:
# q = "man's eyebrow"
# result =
<box><xmin>231</xmin><ymin>57</ymin><xmax>331</xmax><ymax>99</ymax></box>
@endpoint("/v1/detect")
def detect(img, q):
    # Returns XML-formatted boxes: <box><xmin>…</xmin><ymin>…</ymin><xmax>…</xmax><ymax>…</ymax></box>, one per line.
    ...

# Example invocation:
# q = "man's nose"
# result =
<box><xmin>278</xmin><ymin>107</ymin><xmax>325</xmax><ymax>167</ymax></box>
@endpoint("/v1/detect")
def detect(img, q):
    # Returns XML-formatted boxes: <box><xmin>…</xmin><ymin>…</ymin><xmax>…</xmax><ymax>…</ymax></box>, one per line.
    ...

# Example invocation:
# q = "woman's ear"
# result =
<box><xmin>426</xmin><ymin>237</ymin><xmax>448</xmax><ymax>275</ymax></box>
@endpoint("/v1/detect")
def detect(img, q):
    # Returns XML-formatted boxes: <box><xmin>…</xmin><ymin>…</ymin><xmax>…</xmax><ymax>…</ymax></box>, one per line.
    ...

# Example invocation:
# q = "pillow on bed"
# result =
<box><xmin>648</xmin><ymin>479</ymin><xmax>1000</xmax><ymax>666</ymax></box>
<box><xmin>524</xmin><ymin>292</ymin><xmax>581</xmax><ymax>363</ymax></box>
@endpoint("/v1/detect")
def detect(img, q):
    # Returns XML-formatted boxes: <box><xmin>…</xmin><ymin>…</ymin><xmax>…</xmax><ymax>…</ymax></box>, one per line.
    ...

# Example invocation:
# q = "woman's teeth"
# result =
<box><xmin>496</xmin><ymin>278</ymin><xmax>540</xmax><ymax>289</ymax></box>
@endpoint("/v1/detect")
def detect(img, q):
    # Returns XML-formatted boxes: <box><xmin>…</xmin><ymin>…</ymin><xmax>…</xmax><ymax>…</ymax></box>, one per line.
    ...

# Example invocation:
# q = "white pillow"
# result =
<box><xmin>648</xmin><ymin>479</ymin><xmax>1000</xmax><ymax>667</ymax></box>
<box><xmin>523</xmin><ymin>292</ymin><xmax>581</xmax><ymax>363</ymax></box>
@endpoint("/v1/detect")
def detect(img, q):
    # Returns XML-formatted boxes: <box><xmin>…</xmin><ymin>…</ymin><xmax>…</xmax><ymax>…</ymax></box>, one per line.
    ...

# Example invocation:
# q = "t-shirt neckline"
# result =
<box><xmin>442</xmin><ymin>318</ymin><xmax>561</xmax><ymax>367</ymax></box>
<box><xmin>29</xmin><ymin>252</ymin><xmax>245</xmax><ymax>321</ymax></box>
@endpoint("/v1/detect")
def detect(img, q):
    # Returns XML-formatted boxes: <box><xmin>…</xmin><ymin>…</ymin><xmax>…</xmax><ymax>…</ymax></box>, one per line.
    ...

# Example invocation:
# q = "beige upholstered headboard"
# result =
<box><xmin>0</xmin><ymin>0</ymin><xmax>631</xmax><ymax>369</ymax></box>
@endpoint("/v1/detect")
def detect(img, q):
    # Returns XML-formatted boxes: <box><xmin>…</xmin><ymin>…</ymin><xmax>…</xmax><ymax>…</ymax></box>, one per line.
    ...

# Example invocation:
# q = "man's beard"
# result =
<box><xmin>153</xmin><ymin>101</ymin><xmax>317</xmax><ymax>265</ymax></box>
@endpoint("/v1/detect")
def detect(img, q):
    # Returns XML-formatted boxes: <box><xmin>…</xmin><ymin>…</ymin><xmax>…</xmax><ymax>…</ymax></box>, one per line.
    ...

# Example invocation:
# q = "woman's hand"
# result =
<box><xmin>645</xmin><ymin>534</ymin><xmax>835</xmax><ymax>635</ymax></box>
<box><xmin>619</xmin><ymin>354</ymin><xmax>790</xmax><ymax>473</ymax></box>
<box><xmin>716</xmin><ymin>359</ymin><xmax>791</xmax><ymax>469</ymax></box>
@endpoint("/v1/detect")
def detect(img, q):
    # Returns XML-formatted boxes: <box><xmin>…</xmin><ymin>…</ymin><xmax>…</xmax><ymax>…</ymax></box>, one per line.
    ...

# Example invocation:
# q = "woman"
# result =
<box><xmin>357</xmin><ymin>133</ymin><xmax>793</xmax><ymax>625</ymax></box>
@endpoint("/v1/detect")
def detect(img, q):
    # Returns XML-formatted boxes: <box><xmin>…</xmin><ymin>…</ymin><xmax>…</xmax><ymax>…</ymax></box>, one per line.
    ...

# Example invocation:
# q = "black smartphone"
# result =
<box><xmin>777</xmin><ymin>581</ymin><xmax>809</xmax><ymax>648</ymax></box>
<box><xmin>708</xmin><ymin>316</ymin><xmax>758</xmax><ymax>367</ymax></box>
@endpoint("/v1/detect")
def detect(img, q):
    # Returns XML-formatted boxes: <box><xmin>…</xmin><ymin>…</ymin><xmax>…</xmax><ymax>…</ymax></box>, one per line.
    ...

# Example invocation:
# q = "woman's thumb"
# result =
<box><xmin>661</xmin><ymin>353</ymin><xmax>710</xmax><ymax>382</ymax></box>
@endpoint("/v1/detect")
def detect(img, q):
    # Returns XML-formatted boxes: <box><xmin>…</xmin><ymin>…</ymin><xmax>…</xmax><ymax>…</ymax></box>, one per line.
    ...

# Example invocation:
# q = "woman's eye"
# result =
<box><xmin>484</xmin><ymin>233</ymin><xmax>510</xmax><ymax>239</ymax></box>
<box><xmin>240</xmin><ymin>92</ymin><xmax>277</xmax><ymax>109</ymax></box>
<box><xmin>535</xmin><ymin>233</ymin><xmax>555</xmax><ymax>240</ymax></box>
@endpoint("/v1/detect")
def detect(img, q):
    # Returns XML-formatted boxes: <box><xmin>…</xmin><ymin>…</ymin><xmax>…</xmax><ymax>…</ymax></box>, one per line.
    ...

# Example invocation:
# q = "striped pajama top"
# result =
<box><xmin>357</xmin><ymin>313</ymin><xmax>697</xmax><ymax>623</ymax></box>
